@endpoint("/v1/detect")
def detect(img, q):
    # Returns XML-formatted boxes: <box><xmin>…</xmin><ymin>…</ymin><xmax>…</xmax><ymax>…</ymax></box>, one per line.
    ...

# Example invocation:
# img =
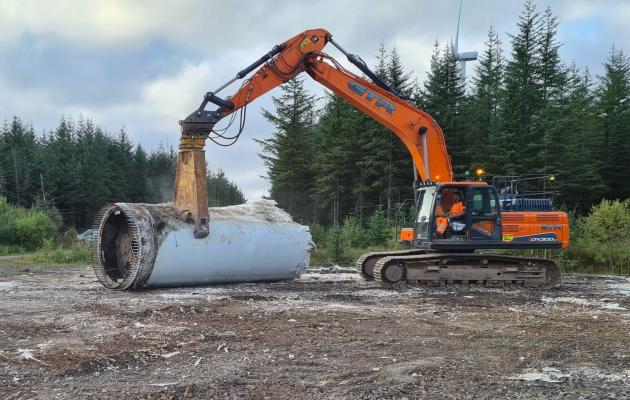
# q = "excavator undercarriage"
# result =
<box><xmin>359</xmin><ymin>251</ymin><xmax>560</xmax><ymax>288</ymax></box>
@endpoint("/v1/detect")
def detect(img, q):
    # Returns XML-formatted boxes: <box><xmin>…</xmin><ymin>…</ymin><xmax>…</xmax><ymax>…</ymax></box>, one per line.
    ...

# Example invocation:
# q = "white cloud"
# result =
<box><xmin>1</xmin><ymin>0</ymin><xmax>629</xmax><ymax>201</ymax></box>
<box><xmin>556</xmin><ymin>0</ymin><xmax>602</xmax><ymax>20</ymax></box>
<box><xmin>0</xmin><ymin>0</ymin><xmax>148</xmax><ymax>48</ymax></box>
<box><xmin>392</xmin><ymin>35</ymin><xmax>437</xmax><ymax>82</ymax></box>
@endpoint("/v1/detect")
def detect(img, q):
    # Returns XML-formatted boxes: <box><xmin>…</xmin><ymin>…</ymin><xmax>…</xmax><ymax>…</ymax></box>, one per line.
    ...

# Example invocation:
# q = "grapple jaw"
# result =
<box><xmin>173</xmin><ymin>109</ymin><xmax>227</xmax><ymax>238</ymax></box>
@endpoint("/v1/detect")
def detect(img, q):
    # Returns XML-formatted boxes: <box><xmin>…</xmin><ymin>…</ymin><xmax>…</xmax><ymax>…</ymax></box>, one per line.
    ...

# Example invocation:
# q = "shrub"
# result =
<box><xmin>340</xmin><ymin>216</ymin><xmax>366</xmax><ymax>248</ymax></box>
<box><xmin>366</xmin><ymin>207</ymin><xmax>392</xmax><ymax>246</ymax></box>
<box><xmin>563</xmin><ymin>199</ymin><xmax>630</xmax><ymax>274</ymax></box>
<box><xmin>60</xmin><ymin>226</ymin><xmax>79</xmax><ymax>247</ymax></box>
<box><xmin>0</xmin><ymin>197</ymin><xmax>60</xmax><ymax>251</ymax></box>
<box><xmin>582</xmin><ymin>199</ymin><xmax>630</xmax><ymax>244</ymax></box>
<box><xmin>308</xmin><ymin>223</ymin><xmax>326</xmax><ymax>244</ymax></box>
<box><xmin>308</xmin><ymin>209</ymin><xmax>402</xmax><ymax>266</ymax></box>
<box><xmin>14</xmin><ymin>212</ymin><xmax>58</xmax><ymax>250</ymax></box>
<box><xmin>326</xmin><ymin>226</ymin><xmax>345</xmax><ymax>264</ymax></box>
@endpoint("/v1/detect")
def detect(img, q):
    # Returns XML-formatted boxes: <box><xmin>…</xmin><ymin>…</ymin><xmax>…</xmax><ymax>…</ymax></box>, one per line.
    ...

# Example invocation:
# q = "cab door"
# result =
<box><xmin>414</xmin><ymin>186</ymin><xmax>437</xmax><ymax>241</ymax></box>
<box><xmin>466</xmin><ymin>186</ymin><xmax>502</xmax><ymax>241</ymax></box>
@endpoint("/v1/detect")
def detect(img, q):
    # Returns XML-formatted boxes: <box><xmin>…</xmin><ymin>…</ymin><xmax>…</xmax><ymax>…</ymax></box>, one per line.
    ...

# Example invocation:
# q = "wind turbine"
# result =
<box><xmin>452</xmin><ymin>0</ymin><xmax>477</xmax><ymax>86</ymax></box>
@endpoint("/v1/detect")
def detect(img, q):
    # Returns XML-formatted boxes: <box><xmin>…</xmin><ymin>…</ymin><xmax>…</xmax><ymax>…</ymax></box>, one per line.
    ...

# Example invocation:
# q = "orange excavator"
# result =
<box><xmin>175</xmin><ymin>28</ymin><xmax>568</xmax><ymax>288</ymax></box>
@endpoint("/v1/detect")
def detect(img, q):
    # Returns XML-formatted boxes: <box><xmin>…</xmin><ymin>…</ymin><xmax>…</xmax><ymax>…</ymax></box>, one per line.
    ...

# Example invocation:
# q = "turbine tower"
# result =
<box><xmin>452</xmin><ymin>0</ymin><xmax>477</xmax><ymax>86</ymax></box>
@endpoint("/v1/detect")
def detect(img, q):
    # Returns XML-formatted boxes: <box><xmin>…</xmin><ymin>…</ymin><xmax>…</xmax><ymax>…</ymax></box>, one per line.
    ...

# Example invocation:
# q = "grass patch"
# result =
<box><xmin>28</xmin><ymin>243</ymin><xmax>91</xmax><ymax>265</ymax></box>
<box><xmin>0</xmin><ymin>244</ymin><xmax>26</xmax><ymax>256</ymax></box>
<box><xmin>310</xmin><ymin>243</ymin><xmax>404</xmax><ymax>267</ymax></box>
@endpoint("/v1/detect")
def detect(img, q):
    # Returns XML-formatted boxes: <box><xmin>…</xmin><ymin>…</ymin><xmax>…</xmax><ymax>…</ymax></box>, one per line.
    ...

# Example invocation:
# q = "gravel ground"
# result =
<box><xmin>0</xmin><ymin>264</ymin><xmax>628</xmax><ymax>399</ymax></box>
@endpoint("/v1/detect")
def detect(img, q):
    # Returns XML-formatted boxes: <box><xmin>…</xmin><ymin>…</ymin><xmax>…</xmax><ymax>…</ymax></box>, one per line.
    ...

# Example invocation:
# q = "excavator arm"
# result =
<box><xmin>304</xmin><ymin>53</ymin><xmax>453</xmax><ymax>184</ymax></box>
<box><xmin>175</xmin><ymin>29</ymin><xmax>453</xmax><ymax>238</ymax></box>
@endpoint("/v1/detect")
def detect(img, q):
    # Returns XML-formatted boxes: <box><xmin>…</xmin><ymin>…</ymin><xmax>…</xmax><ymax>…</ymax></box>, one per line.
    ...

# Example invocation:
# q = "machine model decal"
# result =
<box><xmin>530</xmin><ymin>236</ymin><xmax>558</xmax><ymax>242</ymax></box>
<box><xmin>511</xmin><ymin>232</ymin><xmax>559</xmax><ymax>242</ymax></box>
<box><xmin>348</xmin><ymin>81</ymin><xmax>396</xmax><ymax>114</ymax></box>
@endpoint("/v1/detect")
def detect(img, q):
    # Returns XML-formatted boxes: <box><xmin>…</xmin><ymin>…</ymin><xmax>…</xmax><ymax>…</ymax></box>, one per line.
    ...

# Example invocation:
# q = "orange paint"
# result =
<box><xmin>400</xmin><ymin>228</ymin><xmax>414</xmax><ymax>242</ymax></box>
<box><xmin>502</xmin><ymin>211</ymin><xmax>570</xmax><ymax>248</ymax></box>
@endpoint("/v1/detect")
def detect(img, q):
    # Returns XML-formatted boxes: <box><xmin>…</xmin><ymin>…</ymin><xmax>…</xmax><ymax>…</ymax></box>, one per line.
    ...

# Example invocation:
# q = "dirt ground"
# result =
<box><xmin>0</xmin><ymin>263</ymin><xmax>628</xmax><ymax>400</ymax></box>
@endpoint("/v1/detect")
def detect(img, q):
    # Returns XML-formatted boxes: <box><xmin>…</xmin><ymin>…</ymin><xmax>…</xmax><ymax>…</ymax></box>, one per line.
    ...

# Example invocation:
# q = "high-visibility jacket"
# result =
<box><xmin>450</xmin><ymin>201</ymin><xmax>465</xmax><ymax>217</ymax></box>
<box><xmin>436</xmin><ymin>216</ymin><xmax>448</xmax><ymax>234</ymax></box>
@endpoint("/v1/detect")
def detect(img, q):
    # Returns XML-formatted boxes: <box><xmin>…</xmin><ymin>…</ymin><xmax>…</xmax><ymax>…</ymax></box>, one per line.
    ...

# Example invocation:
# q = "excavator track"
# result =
<box><xmin>372</xmin><ymin>253</ymin><xmax>560</xmax><ymax>288</ymax></box>
<box><xmin>357</xmin><ymin>249</ymin><xmax>428</xmax><ymax>280</ymax></box>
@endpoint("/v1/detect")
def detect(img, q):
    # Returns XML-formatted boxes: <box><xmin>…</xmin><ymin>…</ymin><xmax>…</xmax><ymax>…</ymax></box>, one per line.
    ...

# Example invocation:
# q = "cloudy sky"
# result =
<box><xmin>1</xmin><ymin>0</ymin><xmax>628</xmax><ymax>200</ymax></box>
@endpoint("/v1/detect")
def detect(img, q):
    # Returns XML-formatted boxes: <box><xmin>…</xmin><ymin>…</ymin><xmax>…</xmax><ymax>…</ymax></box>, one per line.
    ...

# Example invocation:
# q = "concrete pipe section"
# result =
<box><xmin>92</xmin><ymin>201</ymin><xmax>312</xmax><ymax>290</ymax></box>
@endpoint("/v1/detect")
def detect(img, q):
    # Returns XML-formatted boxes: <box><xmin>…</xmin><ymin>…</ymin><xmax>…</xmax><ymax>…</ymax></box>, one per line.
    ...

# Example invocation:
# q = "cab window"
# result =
<box><xmin>470</xmin><ymin>188</ymin><xmax>498</xmax><ymax>217</ymax></box>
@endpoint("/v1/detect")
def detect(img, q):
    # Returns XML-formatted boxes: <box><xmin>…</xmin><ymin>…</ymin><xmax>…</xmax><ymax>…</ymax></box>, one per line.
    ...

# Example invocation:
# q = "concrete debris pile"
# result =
<box><xmin>92</xmin><ymin>200</ymin><xmax>311</xmax><ymax>290</ymax></box>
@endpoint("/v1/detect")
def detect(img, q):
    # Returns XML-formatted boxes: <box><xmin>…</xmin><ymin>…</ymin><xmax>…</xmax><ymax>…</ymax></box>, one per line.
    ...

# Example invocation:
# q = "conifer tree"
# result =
<box><xmin>74</xmin><ymin>118</ymin><xmax>113</xmax><ymax>225</ymax></box>
<box><xmin>256</xmin><ymin>78</ymin><xmax>317</xmax><ymax>223</ymax></box>
<box><xmin>311</xmin><ymin>94</ymin><xmax>356</xmax><ymax>225</ymax></box>
<box><xmin>469</xmin><ymin>25</ymin><xmax>504</xmax><ymax>172</ymax></box>
<box><xmin>42</xmin><ymin>118</ymin><xmax>82</xmax><ymax>224</ymax></box>
<box><xmin>384</xmin><ymin>47</ymin><xmax>416</xmax><ymax>214</ymax></box>
<box><xmin>595</xmin><ymin>46</ymin><xmax>630</xmax><ymax>200</ymax></box>
<box><xmin>207</xmin><ymin>169</ymin><xmax>245</xmax><ymax>206</ymax></box>
<box><xmin>356</xmin><ymin>44</ymin><xmax>393</xmax><ymax>217</ymax></box>
<box><xmin>553</xmin><ymin>66</ymin><xmax>604</xmax><ymax>210</ymax></box>
<box><xmin>537</xmin><ymin>6</ymin><xmax>567</xmax><ymax>174</ymax></box>
<box><xmin>0</xmin><ymin>115</ymin><xmax>248</xmax><ymax>228</ymax></box>
<box><xmin>146</xmin><ymin>143</ymin><xmax>177</xmax><ymax>203</ymax></box>
<box><xmin>501</xmin><ymin>0</ymin><xmax>542</xmax><ymax>173</ymax></box>
<box><xmin>0</xmin><ymin>117</ymin><xmax>41</xmax><ymax>206</ymax></box>
<box><xmin>131</xmin><ymin>144</ymin><xmax>148</xmax><ymax>202</ymax></box>
<box><xmin>421</xmin><ymin>42</ymin><xmax>467</xmax><ymax>174</ymax></box>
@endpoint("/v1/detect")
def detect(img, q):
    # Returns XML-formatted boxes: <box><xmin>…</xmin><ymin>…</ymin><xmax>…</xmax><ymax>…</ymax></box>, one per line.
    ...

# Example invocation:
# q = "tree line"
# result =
<box><xmin>0</xmin><ymin>117</ymin><xmax>245</xmax><ymax>229</ymax></box>
<box><xmin>258</xmin><ymin>0</ymin><xmax>630</xmax><ymax>227</ymax></box>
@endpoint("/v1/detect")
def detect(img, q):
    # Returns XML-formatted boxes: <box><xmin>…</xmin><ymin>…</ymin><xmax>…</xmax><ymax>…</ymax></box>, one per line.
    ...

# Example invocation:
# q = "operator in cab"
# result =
<box><xmin>434</xmin><ymin>193</ymin><xmax>449</xmax><ymax>237</ymax></box>
<box><xmin>449</xmin><ymin>192</ymin><xmax>465</xmax><ymax>219</ymax></box>
<box><xmin>435</xmin><ymin>190</ymin><xmax>466</xmax><ymax>238</ymax></box>
<box><xmin>448</xmin><ymin>191</ymin><xmax>466</xmax><ymax>233</ymax></box>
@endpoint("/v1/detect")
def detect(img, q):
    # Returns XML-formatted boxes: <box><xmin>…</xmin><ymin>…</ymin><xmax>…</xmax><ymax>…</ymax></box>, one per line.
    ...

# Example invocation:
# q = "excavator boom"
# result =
<box><xmin>181</xmin><ymin>29</ymin><xmax>454</xmax><ymax>184</ymax></box>
<box><xmin>176</xmin><ymin>30</ymin><xmax>454</xmax><ymax>236</ymax></box>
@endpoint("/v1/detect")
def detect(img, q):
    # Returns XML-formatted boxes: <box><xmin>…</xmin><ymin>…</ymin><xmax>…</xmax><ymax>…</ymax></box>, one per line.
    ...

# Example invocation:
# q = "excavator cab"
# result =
<box><xmin>406</xmin><ymin>182</ymin><xmax>568</xmax><ymax>252</ymax></box>
<box><xmin>413</xmin><ymin>183</ymin><xmax>502</xmax><ymax>246</ymax></box>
